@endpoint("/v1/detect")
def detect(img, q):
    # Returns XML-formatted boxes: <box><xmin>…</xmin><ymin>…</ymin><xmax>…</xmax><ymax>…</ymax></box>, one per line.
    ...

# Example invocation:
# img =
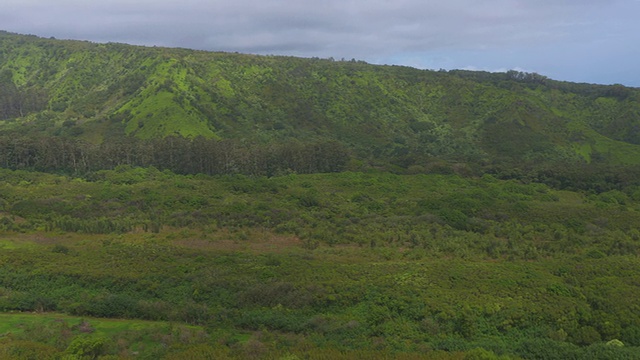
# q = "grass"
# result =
<box><xmin>0</xmin><ymin>239</ymin><xmax>21</xmax><ymax>249</ymax></box>
<box><xmin>0</xmin><ymin>312</ymin><xmax>172</xmax><ymax>337</ymax></box>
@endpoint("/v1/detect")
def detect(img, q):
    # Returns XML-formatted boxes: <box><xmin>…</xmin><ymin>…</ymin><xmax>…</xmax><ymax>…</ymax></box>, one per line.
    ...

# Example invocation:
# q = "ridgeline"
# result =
<box><xmin>1</xmin><ymin>30</ymin><xmax>640</xmax><ymax>187</ymax></box>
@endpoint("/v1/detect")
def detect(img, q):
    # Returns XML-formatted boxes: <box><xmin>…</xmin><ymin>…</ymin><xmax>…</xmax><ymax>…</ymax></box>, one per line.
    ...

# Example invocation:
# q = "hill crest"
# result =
<box><xmin>1</xmin><ymin>30</ymin><xmax>640</xmax><ymax>173</ymax></box>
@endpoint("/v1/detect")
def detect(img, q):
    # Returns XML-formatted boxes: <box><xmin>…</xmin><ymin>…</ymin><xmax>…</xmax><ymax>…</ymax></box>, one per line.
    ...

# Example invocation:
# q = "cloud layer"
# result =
<box><xmin>3</xmin><ymin>0</ymin><xmax>639</xmax><ymax>85</ymax></box>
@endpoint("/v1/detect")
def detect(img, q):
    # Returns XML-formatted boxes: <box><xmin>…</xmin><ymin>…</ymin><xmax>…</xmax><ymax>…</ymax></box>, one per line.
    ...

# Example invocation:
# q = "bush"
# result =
<box><xmin>584</xmin><ymin>342</ymin><xmax>640</xmax><ymax>360</ymax></box>
<box><xmin>65</xmin><ymin>336</ymin><xmax>108</xmax><ymax>359</ymax></box>
<box><xmin>571</xmin><ymin>326</ymin><xmax>602</xmax><ymax>346</ymax></box>
<box><xmin>86</xmin><ymin>294</ymin><xmax>140</xmax><ymax>318</ymax></box>
<box><xmin>236</xmin><ymin>309</ymin><xmax>311</xmax><ymax>333</ymax></box>
<box><xmin>514</xmin><ymin>339</ymin><xmax>582</xmax><ymax>360</ymax></box>
<box><xmin>464</xmin><ymin>347</ymin><xmax>509</xmax><ymax>360</ymax></box>
<box><xmin>622</xmin><ymin>326</ymin><xmax>640</xmax><ymax>346</ymax></box>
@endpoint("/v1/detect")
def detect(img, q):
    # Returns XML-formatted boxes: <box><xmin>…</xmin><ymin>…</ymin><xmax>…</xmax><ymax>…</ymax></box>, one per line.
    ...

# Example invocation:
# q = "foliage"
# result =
<box><xmin>0</xmin><ymin>168</ymin><xmax>639</xmax><ymax>357</ymax></box>
<box><xmin>2</xmin><ymin>31</ymin><xmax>640</xmax><ymax>186</ymax></box>
<box><xmin>2</xmin><ymin>30</ymin><xmax>640</xmax><ymax>359</ymax></box>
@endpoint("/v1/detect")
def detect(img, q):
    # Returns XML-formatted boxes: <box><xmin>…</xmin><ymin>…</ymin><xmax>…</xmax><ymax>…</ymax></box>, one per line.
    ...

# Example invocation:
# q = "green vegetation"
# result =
<box><xmin>1</xmin><ymin>168</ymin><xmax>640</xmax><ymax>358</ymax></box>
<box><xmin>0</xmin><ymin>313</ymin><xmax>207</xmax><ymax>359</ymax></box>
<box><xmin>2</xmin><ymin>31</ymin><xmax>640</xmax><ymax>174</ymax></box>
<box><xmin>2</xmin><ymin>31</ymin><xmax>640</xmax><ymax>358</ymax></box>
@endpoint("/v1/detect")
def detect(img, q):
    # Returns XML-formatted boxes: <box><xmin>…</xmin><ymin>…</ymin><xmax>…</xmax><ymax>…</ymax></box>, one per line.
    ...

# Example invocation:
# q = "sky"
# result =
<box><xmin>3</xmin><ymin>0</ymin><xmax>640</xmax><ymax>87</ymax></box>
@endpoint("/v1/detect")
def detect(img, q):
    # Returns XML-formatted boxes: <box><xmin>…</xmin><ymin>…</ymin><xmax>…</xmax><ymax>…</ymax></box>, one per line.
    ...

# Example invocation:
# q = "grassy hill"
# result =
<box><xmin>2</xmin><ymin>30</ymin><xmax>640</xmax><ymax>171</ymax></box>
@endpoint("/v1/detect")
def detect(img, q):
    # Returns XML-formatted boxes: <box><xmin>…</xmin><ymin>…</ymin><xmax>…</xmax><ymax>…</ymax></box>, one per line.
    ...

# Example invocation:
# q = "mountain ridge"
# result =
<box><xmin>2</xmin><ymin>30</ymin><xmax>640</xmax><ymax>172</ymax></box>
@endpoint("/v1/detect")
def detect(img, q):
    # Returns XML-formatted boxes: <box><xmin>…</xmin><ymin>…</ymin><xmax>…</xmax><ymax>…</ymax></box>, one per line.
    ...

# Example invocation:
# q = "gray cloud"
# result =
<box><xmin>2</xmin><ymin>0</ymin><xmax>639</xmax><ymax>85</ymax></box>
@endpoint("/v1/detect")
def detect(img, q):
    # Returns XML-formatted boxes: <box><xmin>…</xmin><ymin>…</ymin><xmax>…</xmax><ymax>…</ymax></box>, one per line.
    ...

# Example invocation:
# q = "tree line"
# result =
<box><xmin>3</xmin><ymin>132</ymin><xmax>640</xmax><ymax>193</ymax></box>
<box><xmin>0</xmin><ymin>135</ymin><xmax>350</xmax><ymax>176</ymax></box>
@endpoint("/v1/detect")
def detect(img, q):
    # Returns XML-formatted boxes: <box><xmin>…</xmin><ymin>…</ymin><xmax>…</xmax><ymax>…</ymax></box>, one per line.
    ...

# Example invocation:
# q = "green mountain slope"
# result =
<box><xmin>2</xmin><ymin>30</ymin><xmax>640</xmax><ymax>168</ymax></box>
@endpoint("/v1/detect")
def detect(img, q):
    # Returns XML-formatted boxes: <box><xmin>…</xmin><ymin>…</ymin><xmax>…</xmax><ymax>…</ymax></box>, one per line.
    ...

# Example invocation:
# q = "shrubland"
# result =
<box><xmin>1</xmin><ymin>167</ymin><xmax>640</xmax><ymax>359</ymax></box>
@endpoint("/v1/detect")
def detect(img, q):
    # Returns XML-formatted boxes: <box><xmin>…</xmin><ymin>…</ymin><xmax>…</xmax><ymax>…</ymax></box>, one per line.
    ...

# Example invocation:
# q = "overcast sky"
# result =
<box><xmin>3</xmin><ymin>0</ymin><xmax>640</xmax><ymax>86</ymax></box>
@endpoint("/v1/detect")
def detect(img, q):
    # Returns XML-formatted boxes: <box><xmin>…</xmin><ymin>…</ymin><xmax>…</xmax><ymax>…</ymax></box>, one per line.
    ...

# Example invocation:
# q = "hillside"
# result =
<box><xmin>2</xmin><ymin>30</ymin><xmax>640</xmax><ymax>176</ymax></box>
<box><xmin>3</xmin><ymin>31</ymin><xmax>640</xmax><ymax>359</ymax></box>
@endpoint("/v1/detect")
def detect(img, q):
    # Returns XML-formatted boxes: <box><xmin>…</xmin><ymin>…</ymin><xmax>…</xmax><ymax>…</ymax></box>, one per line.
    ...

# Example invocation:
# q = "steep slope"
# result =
<box><xmin>1</xmin><ymin>30</ymin><xmax>640</xmax><ymax>168</ymax></box>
